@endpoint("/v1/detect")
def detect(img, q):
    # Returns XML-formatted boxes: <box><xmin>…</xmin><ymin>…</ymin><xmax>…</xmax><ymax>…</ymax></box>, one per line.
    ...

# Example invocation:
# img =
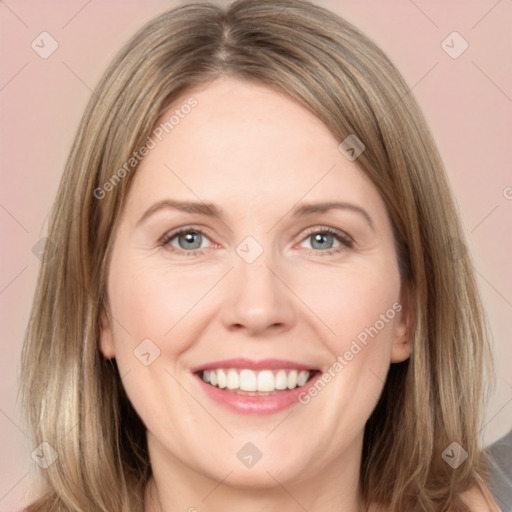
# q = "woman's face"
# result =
<box><xmin>100</xmin><ymin>77</ymin><xmax>411</xmax><ymax>493</ymax></box>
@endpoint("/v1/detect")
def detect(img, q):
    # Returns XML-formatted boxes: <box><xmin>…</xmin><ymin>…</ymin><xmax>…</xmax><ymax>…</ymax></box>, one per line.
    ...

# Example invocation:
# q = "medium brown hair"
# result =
<box><xmin>20</xmin><ymin>1</ymin><xmax>494</xmax><ymax>510</ymax></box>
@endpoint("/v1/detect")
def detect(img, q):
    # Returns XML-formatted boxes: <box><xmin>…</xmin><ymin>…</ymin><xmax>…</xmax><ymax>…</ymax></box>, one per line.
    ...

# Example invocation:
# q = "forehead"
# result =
<box><xmin>127</xmin><ymin>77</ymin><xmax>383</xmax><ymax>219</ymax></box>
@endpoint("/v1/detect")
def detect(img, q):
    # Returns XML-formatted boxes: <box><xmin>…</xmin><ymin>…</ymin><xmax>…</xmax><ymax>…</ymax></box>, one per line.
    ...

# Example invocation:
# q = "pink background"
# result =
<box><xmin>1</xmin><ymin>0</ymin><xmax>511</xmax><ymax>509</ymax></box>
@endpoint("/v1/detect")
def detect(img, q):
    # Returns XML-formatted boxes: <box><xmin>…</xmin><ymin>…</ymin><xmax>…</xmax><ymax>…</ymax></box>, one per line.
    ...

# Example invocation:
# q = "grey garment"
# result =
<box><xmin>486</xmin><ymin>430</ymin><xmax>512</xmax><ymax>512</ymax></box>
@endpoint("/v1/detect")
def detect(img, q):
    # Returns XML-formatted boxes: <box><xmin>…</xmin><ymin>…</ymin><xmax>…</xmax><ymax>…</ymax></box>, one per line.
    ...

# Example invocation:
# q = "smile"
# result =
<box><xmin>190</xmin><ymin>359</ymin><xmax>322</xmax><ymax>414</ymax></box>
<box><xmin>199</xmin><ymin>368</ymin><xmax>317</xmax><ymax>394</ymax></box>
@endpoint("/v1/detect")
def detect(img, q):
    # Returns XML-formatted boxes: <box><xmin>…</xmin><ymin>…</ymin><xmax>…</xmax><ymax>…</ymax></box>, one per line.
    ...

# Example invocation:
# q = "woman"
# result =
<box><xmin>19</xmin><ymin>0</ymin><xmax>500</xmax><ymax>510</ymax></box>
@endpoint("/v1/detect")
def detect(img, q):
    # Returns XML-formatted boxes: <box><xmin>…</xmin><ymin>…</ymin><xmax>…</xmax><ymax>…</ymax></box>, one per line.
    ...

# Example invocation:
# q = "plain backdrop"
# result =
<box><xmin>1</xmin><ymin>0</ymin><xmax>511</xmax><ymax>510</ymax></box>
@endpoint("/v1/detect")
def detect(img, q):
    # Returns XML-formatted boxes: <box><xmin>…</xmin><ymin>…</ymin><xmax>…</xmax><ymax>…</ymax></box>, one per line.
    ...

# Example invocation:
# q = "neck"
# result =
<box><xmin>144</xmin><ymin>431</ymin><xmax>367</xmax><ymax>512</ymax></box>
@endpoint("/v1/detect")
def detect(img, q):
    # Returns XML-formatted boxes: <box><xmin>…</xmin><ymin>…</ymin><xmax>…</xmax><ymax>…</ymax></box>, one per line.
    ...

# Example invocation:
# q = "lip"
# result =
<box><xmin>189</xmin><ymin>358</ymin><xmax>318</xmax><ymax>373</ymax></box>
<box><xmin>192</xmin><ymin>367</ymin><xmax>322</xmax><ymax>415</ymax></box>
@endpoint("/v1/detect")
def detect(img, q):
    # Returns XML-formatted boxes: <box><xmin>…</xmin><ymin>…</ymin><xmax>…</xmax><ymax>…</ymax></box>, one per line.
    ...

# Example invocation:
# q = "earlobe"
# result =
<box><xmin>98</xmin><ymin>305</ymin><xmax>115</xmax><ymax>359</ymax></box>
<box><xmin>390</xmin><ymin>331</ymin><xmax>413</xmax><ymax>363</ymax></box>
<box><xmin>390</xmin><ymin>287</ymin><xmax>414</xmax><ymax>364</ymax></box>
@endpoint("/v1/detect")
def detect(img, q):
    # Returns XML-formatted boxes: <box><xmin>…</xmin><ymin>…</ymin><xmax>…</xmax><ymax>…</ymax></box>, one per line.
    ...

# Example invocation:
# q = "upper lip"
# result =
<box><xmin>190</xmin><ymin>358</ymin><xmax>318</xmax><ymax>373</ymax></box>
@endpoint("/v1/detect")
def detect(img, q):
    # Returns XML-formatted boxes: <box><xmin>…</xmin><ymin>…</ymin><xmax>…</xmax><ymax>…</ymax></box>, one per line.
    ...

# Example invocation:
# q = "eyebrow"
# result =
<box><xmin>136</xmin><ymin>199</ymin><xmax>374</xmax><ymax>231</ymax></box>
<box><xmin>136</xmin><ymin>200</ymin><xmax>222</xmax><ymax>226</ymax></box>
<box><xmin>293</xmin><ymin>201</ymin><xmax>374</xmax><ymax>230</ymax></box>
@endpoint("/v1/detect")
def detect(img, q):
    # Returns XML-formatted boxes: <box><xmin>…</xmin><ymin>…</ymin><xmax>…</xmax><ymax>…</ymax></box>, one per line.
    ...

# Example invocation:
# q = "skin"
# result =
<box><xmin>99</xmin><ymin>76</ymin><xmax>416</xmax><ymax>512</ymax></box>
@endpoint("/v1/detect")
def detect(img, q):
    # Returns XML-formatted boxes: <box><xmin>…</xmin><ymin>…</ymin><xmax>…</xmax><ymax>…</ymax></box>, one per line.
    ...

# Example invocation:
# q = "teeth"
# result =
<box><xmin>288</xmin><ymin>369</ymin><xmax>298</xmax><ymax>389</ymax></box>
<box><xmin>200</xmin><ymin>368</ymin><xmax>312</xmax><ymax>392</ymax></box>
<box><xmin>297</xmin><ymin>370</ymin><xmax>309</xmax><ymax>387</ymax></box>
<box><xmin>275</xmin><ymin>369</ymin><xmax>288</xmax><ymax>390</ymax></box>
<box><xmin>227</xmin><ymin>369</ymin><xmax>238</xmax><ymax>389</ymax></box>
<box><xmin>240</xmin><ymin>369</ymin><xmax>257</xmax><ymax>391</ymax></box>
<box><xmin>257</xmin><ymin>370</ymin><xmax>274</xmax><ymax>392</ymax></box>
<box><xmin>216</xmin><ymin>369</ymin><xmax>227</xmax><ymax>389</ymax></box>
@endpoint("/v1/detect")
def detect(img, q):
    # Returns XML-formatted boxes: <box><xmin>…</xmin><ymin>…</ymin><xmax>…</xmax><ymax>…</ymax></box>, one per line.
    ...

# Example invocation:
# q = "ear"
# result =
<box><xmin>390</xmin><ymin>285</ymin><xmax>414</xmax><ymax>363</ymax></box>
<box><xmin>99</xmin><ymin>303</ymin><xmax>115</xmax><ymax>359</ymax></box>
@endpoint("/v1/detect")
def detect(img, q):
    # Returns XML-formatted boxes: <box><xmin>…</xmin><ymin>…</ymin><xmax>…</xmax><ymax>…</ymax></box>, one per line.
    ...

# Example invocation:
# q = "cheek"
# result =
<box><xmin>105</xmin><ymin>263</ymin><xmax>193</xmax><ymax>434</ymax></box>
<box><xmin>105</xmin><ymin>259</ymin><xmax>215</xmax><ymax>423</ymax></box>
<box><xmin>299</xmin><ymin>259</ymin><xmax>401</xmax><ymax>354</ymax></box>
<box><xmin>107</xmin><ymin>259</ymin><xmax>212</xmax><ymax>352</ymax></box>
<box><xmin>308</xmin><ymin>261</ymin><xmax>401</xmax><ymax>420</ymax></box>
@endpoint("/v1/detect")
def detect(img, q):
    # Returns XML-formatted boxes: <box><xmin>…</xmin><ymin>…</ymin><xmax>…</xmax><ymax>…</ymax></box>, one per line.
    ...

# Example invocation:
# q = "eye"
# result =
<box><xmin>160</xmin><ymin>226</ymin><xmax>212</xmax><ymax>257</ymax></box>
<box><xmin>159</xmin><ymin>225</ymin><xmax>353</xmax><ymax>257</ymax></box>
<box><xmin>298</xmin><ymin>226</ymin><xmax>353</xmax><ymax>256</ymax></box>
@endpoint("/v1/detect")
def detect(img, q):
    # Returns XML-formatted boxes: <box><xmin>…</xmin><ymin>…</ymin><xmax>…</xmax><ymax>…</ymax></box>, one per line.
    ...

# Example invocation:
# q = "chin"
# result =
<box><xmin>217</xmin><ymin>466</ymin><xmax>302</xmax><ymax>490</ymax></box>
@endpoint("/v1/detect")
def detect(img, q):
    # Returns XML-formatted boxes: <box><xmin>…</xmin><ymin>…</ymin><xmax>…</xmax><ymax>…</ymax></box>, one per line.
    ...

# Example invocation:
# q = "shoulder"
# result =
<box><xmin>458</xmin><ymin>476</ymin><xmax>503</xmax><ymax>512</ymax></box>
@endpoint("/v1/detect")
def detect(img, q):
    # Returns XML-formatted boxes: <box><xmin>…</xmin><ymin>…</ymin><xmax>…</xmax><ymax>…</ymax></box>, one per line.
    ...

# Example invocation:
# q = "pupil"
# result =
<box><xmin>312</xmin><ymin>233</ymin><xmax>332</xmax><ymax>250</ymax></box>
<box><xmin>180</xmin><ymin>232</ymin><xmax>201</xmax><ymax>249</ymax></box>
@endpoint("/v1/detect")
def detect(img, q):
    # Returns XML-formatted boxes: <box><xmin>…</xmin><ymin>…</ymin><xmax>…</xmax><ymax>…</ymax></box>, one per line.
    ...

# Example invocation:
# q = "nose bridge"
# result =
<box><xmin>221</xmin><ymin>235</ymin><xmax>296</xmax><ymax>333</ymax></box>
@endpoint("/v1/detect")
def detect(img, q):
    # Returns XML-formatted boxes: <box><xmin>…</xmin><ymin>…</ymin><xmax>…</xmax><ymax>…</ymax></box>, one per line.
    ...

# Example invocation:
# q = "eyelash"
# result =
<box><xmin>159</xmin><ymin>225</ymin><xmax>354</xmax><ymax>258</ymax></box>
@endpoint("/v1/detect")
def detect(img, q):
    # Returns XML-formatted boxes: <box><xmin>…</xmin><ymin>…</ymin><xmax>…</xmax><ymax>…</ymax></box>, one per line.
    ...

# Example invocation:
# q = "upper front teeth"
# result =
<box><xmin>202</xmin><ymin>368</ymin><xmax>311</xmax><ymax>391</ymax></box>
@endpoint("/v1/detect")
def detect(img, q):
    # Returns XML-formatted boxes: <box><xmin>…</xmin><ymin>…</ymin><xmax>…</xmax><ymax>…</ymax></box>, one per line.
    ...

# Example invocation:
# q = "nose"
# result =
<box><xmin>221</xmin><ymin>254</ymin><xmax>297</xmax><ymax>336</ymax></box>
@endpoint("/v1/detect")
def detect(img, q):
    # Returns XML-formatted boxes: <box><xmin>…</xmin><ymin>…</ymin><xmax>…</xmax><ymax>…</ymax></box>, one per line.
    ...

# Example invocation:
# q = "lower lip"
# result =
<box><xmin>193</xmin><ymin>372</ymin><xmax>322</xmax><ymax>415</ymax></box>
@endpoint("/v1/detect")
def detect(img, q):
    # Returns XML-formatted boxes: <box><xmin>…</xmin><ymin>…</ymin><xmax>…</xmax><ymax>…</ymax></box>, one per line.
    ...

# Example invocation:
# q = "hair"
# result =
<box><xmin>19</xmin><ymin>0</ymin><xmax>495</xmax><ymax>510</ymax></box>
